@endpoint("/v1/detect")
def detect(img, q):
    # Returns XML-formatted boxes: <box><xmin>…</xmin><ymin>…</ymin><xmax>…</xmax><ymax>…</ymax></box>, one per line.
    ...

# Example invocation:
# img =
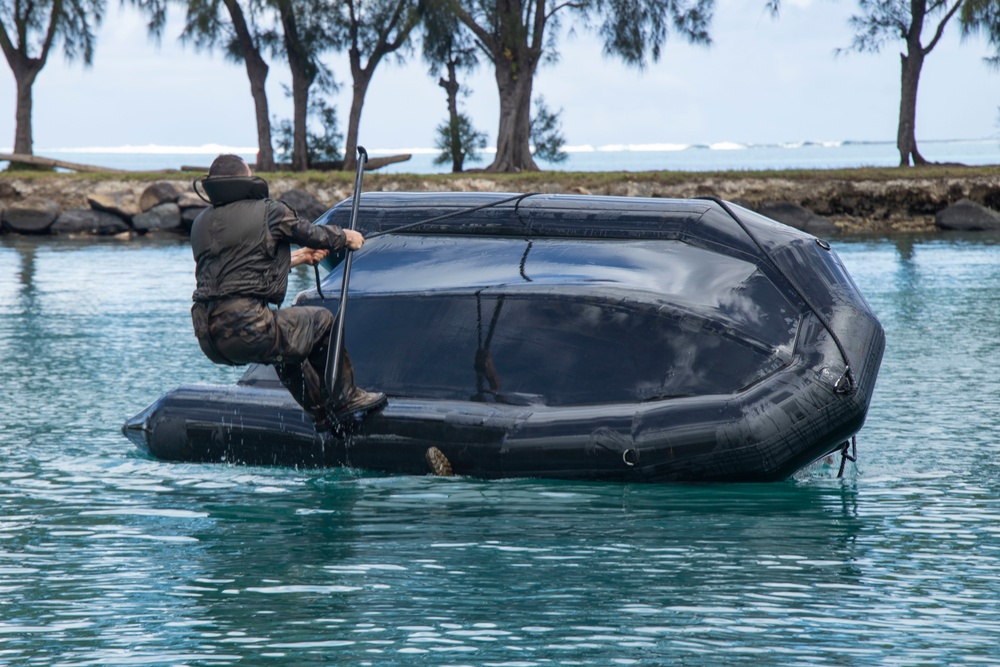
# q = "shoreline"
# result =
<box><xmin>3</xmin><ymin>165</ymin><xmax>1000</xmax><ymax>235</ymax></box>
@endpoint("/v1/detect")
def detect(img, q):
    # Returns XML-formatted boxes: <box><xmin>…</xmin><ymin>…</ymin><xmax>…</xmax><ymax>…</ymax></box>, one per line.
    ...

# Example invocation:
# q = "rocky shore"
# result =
<box><xmin>3</xmin><ymin>169</ymin><xmax>1000</xmax><ymax>237</ymax></box>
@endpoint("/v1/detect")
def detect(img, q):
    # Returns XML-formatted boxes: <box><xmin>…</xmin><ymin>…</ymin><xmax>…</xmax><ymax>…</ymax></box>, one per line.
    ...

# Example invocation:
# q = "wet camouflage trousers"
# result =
<box><xmin>191</xmin><ymin>297</ymin><xmax>355</xmax><ymax>423</ymax></box>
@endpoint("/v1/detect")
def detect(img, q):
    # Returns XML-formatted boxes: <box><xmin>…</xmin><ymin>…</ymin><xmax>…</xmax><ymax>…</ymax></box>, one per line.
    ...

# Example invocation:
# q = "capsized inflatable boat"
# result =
<box><xmin>123</xmin><ymin>193</ymin><xmax>885</xmax><ymax>482</ymax></box>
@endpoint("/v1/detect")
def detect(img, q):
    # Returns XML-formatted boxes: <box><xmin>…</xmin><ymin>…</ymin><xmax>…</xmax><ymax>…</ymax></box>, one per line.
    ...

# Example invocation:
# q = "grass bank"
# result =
<box><xmin>4</xmin><ymin>163</ymin><xmax>1000</xmax><ymax>234</ymax></box>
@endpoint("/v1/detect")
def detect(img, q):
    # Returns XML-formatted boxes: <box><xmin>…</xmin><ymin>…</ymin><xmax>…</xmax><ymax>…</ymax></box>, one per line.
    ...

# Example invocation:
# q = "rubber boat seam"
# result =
<box><xmin>634</xmin><ymin>381</ymin><xmax>849</xmax><ymax>477</ymax></box>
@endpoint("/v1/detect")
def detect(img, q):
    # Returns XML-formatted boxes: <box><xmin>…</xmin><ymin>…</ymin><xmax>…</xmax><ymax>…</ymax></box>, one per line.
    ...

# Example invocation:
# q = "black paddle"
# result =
<box><xmin>325</xmin><ymin>146</ymin><xmax>368</xmax><ymax>394</ymax></box>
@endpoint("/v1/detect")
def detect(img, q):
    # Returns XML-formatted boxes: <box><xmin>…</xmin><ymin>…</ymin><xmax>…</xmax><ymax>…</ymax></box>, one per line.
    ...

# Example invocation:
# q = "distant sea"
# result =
<box><xmin>4</xmin><ymin>138</ymin><xmax>1000</xmax><ymax>173</ymax></box>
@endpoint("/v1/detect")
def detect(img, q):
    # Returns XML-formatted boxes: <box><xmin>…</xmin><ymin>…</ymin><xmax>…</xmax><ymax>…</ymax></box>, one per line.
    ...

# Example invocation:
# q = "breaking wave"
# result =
<box><xmin>5</xmin><ymin>137</ymin><xmax>997</xmax><ymax>173</ymax></box>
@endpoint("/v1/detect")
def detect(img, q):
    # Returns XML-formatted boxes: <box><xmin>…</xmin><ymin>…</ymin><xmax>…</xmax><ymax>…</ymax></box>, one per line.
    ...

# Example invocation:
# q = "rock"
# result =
<box><xmin>1</xmin><ymin>198</ymin><xmax>60</xmax><ymax>234</ymax></box>
<box><xmin>278</xmin><ymin>188</ymin><xmax>328</xmax><ymax>222</ymax></box>
<box><xmin>133</xmin><ymin>202</ymin><xmax>182</xmax><ymax>231</ymax></box>
<box><xmin>177</xmin><ymin>191</ymin><xmax>209</xmax><ymax>209</ymax></box>
<box><xmin>757</xmin><ymin>201</ymin><xmax>839</xmax><ymax>237</ymax></box>
<box><xmin>177</xmin><ymin>190</ymin><xmax>208</xmax><ymax>233</ymax></box>
<box><xmin>51</xmin><ymin>208</ymin><xmax>131</xmax><ymax>235</ymax></box>
<box><xmin>88</xmin><ymin>191</ymin><xmax>140</xmax><ymax>220</ymax></box>
<box><xmin>934</xmin><ymin>198</ymin><xmax>1000</xmax><ymax>231</ymax></box>
<box><xmin>181</xmin><ymin>206</ymin><xmax>205</xmax><ymax>232</ymax></box>
<box><xmin>139</xmin><ymin>182</ymin><xmax>183</xmax><ymax>212</ymax></box>
<box><xmin>0</xmin><ymin>181</ymin><xmax>19</xmax><ymax>199</ymax></box>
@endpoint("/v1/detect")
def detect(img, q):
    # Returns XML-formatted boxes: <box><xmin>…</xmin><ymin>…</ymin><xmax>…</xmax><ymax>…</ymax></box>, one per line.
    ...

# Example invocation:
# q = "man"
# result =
<box><xmin>189</xmin><ymin>153</ymin><xmax>385</xmax><ymax>432</ymax></box>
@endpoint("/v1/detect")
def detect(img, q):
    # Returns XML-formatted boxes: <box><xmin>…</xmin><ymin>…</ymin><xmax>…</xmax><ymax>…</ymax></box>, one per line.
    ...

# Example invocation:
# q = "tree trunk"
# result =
<box><xmin>439</xmin><ymin>60</ymin><xmax>463</xmax><ymax>172</ymax></box>
<box><xmin>1</xmin><ymin>0</ymin><xmax>64</xmax><ymax>158</ymax></box>
<box><xmin>247</xmin><ymin>65</ymin><xmax>274</xmax><ymax>171</ymax></box>
<box><xmin>489</xmin><ymin>61</ymin><xmax>537</xmax><ymax>172</ymax></box>
<box><xmin>897</xmin><ymin>50</ymin><xmax>927</xmax><ymax>167</ymax></box>
<box><xmin>338</xmin><ymin>0</ymin><xmax>418</xmax><ymax>172</ymax></box>
<box><xmin>1</xmin><ymin>15</ymin><xmax>47</xmax><ymax>156</ymax></box>
<box><xmin>13</xmin><ymin>68</ymin><xmax>38</xmax><ymax>155</ymax></box>
<box><xmin>481</xmin><ymin>0</ymin><xmax>542</xmax><ymax>173</ymax></box>
<box><xmin>289</xmin><ymin>69</ymin><xmax>311</xmax><ymax>170</ymax></box>
<box><xmin>5</xmin><ymin>54</ymin><xmax>44</xmax><ymax>156</ymax></box>
<box><xmin>343</xmin><ymin>52</ymin><xmax>373</xmax><ymax>173</ymax></box>
<box><xmin>223</xmin><ymin>0</ymin><xmax>274</xmax><ymax>171</ymax></box>
<box><xmin>277</xmin><ymin>0</ymin><xmax>314</xmax><ymax>171</ymax></box>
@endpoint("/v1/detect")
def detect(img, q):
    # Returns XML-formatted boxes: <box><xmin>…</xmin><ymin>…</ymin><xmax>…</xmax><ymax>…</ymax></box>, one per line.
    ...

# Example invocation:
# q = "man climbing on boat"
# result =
<box><xmin>189</xmin><ymin>154</ymin><xmax>386</xmax><ymax>433</ymax></box>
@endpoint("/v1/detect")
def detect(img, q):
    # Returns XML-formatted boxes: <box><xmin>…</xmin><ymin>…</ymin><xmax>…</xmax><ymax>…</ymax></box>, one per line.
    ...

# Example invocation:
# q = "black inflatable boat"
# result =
<box><xmin>123</xmin><ymin>193</ymin><xmax>885</xmax><ymax>482</ymax></box>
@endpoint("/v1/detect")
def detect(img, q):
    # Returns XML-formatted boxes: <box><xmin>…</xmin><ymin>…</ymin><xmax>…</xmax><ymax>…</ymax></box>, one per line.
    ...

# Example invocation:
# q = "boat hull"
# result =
<box><xmin>124</xmin><ymin>193</ymin><xmax>885</xmax><ymax>482</ymax></box>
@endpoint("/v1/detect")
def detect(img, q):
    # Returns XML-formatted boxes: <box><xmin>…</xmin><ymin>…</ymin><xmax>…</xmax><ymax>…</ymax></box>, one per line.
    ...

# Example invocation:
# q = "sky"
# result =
<box><xmin>0</xmin><ymin>0</ymin><xmax>998</xmax><ymax>153</ymax></box>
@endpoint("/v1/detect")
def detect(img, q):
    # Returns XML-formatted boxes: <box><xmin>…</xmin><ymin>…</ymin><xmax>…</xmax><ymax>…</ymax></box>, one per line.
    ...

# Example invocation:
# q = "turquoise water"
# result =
<box><xmin>2</xmin><ymin>233</ymin><xmax>1000</xmax><ymax>665</ymax></box>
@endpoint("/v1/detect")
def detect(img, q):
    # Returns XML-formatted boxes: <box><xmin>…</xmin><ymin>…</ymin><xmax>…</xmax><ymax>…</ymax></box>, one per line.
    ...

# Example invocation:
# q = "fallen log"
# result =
<box><xmin>312</xmin><ymin>153</ymin><xmax>413</xmax><ymax>171</ymax></box>
<box><xmin>0</xmin><ymin>152</ymin><xmax>127</xmax><ymax>173</ymax></box>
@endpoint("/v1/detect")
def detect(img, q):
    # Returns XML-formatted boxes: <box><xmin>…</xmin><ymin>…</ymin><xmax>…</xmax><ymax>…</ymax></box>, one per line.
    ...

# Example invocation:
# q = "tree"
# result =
<box><xmin>273</xmin><ymin>85</ymin><xmax>344</xmax><ymax>165</ymax></box>
<box><xmin>846</xmin><ymin>0</ymin><xmax>965</xmax><ymax>166</ymax></box>
<box><xmin>433</xmin><ymin>113</ymin><xmax>487</xmax><ymax>170</ymax></box>
<box><xmin>272</xmin><ymin>0</ymin><xmax>333</xmax><ymax>170</ymax></box>
<box><xmin>423</xmin><ymin>0</ymin><xmax>486</xmax><ymax>171</ymax></box>
<box><xmin>0</xmin><ymin>0</ymin><xmax>104</xmax><ymax>156</ymax></box>
<box><xmin>960</xmin><ymin>0</ymin><xmax>1000</xmax><ymax>82</ymax></box>
<box><xmin>166</xmin><ymin>0</ymin><xmax>331</xmax><ymax>170</ymax></box>
<box><xmin>530</xmin><ymin>95</ymin><xmax>566</xmax><ymax>163</ymax></box>
<box><xmin>178</xmin><ymin>0</ymin><xmax>277</xmax><ymax>170</ymax></box>
<box><xmin>331</xmin><ymin>0</ymin><xmax>421</xmax><ymax>171</ymax></box>
<box><xmin>442</xmin><ymin>0</ymin><xmax>713</xmax><ymax>172</ymax></box>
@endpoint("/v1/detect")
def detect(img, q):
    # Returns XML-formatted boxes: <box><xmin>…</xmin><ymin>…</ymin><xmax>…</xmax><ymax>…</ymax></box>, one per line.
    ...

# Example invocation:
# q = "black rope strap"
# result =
<box><xmin>837</xmin><ymin>436</ymin><xmax>857</xmax><ymax>478</ymax></box>
<box><xmin>366</xmin><ymin>192</ymin><xmax>540</xmax><ymax>239</ymax></box>
<box><xmin>314</xmin><ymin>192</ymin><xmax>540</xmax><ymax>301</ymax></box>
<box><xmin>315</xmin><ymin>264</ymin><xmax>326</xmax><ymax>300</ymax></box>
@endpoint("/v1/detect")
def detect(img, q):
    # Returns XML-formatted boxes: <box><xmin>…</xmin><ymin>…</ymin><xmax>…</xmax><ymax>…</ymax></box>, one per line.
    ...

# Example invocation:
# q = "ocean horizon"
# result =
<box><xmin>3</xmin><ymin>137</ymin><xmax>1000</xmax><ymax>173</ymax></box>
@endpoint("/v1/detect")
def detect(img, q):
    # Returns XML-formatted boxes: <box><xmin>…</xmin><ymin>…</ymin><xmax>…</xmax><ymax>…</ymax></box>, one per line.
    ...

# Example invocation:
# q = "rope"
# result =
<box><xmin>837</xmin><ymin>436</ymin><xmax>857</xmax><ymax>478</ymax></box>
<box><xmin>366</xmin><ymin>192</ymin><xmax>540</xmax><ymax>239</ymax></box>
<box><xmin>314</xmin><ymin>264</ymin><xmax>325</xmax><ymax>300</ymax></box>
<box><xmin>314</xmin><ymin>192</ymin><xmax>539</xmax><ymax>301</ymax></box>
